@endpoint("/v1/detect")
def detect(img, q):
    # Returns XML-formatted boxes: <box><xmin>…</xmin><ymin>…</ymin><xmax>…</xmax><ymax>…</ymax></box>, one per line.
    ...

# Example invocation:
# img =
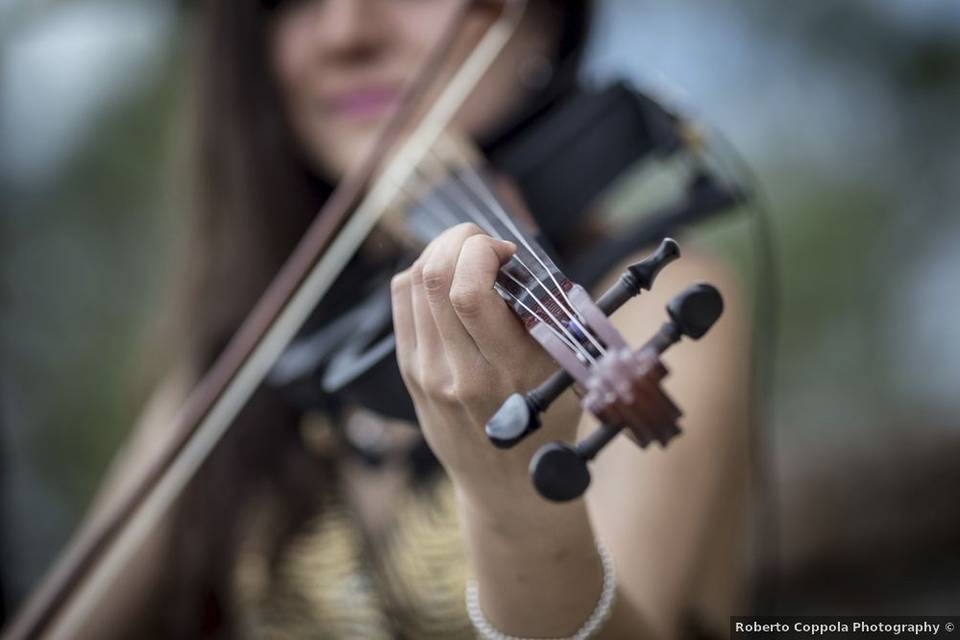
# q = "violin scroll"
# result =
<box><xmin>528</xmin><ymin>281</ymin><xmax>724</xmax><ymax>501</ymax></box>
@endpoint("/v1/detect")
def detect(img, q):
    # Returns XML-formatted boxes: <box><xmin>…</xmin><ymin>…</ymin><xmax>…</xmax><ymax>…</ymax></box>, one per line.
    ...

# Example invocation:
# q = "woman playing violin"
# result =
<box><xmin>74</xmin><ymin>1</ymin><xmax>750</xmax><ymax>638</ymax></box>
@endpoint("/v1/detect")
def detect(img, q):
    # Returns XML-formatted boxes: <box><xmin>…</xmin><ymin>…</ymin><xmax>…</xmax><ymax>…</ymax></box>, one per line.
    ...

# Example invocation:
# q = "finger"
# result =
<box><xmin>421</xmin><ymin>223</ymin><xmax>491</xmax><ymax>366</ymax></box>
<box><xmin>391</xmin><ymin>269</ymin><xmax>417</xmax><ymax>380</ymax></box>
<box><xmin>410</xmin><ymin>248</ymin><xmax>450</xmax><ymax>383</ymax></box>
<box><xmin>449</xmin><ymin>234</ymin><xmax>533</xmax><ymax>367</ymax></box>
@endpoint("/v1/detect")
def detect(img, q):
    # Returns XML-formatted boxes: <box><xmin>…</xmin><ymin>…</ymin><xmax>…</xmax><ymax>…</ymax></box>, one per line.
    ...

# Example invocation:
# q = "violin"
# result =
<box><xmin>269</xmin><ymin>76</ymin><xmax>742</xmax><ymax>450</ymax></box>
<box><xmin>4</xmin><ymin>1</ymin><xmax>745</xmax><ymax>637</ymax></box>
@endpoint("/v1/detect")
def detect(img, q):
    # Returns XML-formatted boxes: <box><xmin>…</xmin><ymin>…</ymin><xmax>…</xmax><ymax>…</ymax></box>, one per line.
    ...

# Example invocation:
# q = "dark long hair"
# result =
<box><xmin>163</xmin><ymin>2</ymin><xmax>331</xmax><ymax>636</ymax></box>
<box><xmin>164</xmin><ymin>1</ymin><xmax>592</xmax><ymax>637</ymax></box>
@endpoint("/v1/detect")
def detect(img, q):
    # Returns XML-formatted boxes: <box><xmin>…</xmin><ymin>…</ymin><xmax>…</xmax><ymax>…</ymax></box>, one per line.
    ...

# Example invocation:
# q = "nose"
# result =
<box><xmin>312</xmin><ymin>0</ymin><xmax>391</xmax><ymax>63</ymax></box>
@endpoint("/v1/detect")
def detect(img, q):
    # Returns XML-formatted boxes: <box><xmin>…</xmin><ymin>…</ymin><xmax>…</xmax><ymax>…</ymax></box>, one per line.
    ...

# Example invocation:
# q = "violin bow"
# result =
<box><xmin>5</xmin><ymin>2</ymin><xmax>527</xmax><ymax>637</ymax></box>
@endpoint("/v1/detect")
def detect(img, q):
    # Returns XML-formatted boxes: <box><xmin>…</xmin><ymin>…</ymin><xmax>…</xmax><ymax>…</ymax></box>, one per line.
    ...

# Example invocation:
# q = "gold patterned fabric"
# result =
<box><xmin>233</xmin><ymin>471</ymin><xmax>476</xmax><ymax>639</ymax></box>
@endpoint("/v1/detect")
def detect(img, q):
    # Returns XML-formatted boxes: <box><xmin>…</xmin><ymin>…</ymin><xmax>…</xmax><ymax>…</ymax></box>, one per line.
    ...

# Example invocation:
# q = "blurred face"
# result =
<box><xmin>269</xmin><ymin>0</ymin><xmax>560</xmax><ymax>179</ymax></box>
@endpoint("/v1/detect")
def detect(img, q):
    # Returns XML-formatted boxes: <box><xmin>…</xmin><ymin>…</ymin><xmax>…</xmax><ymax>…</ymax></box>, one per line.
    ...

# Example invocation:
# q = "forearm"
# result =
<box><xmin>458</xmin><ymin>486</ymin><xmax>655</xmax><ymax>639</ymax></box>
<box><xmin>390</xmin><ymin>227</ymin><xmax>667</xmax><ymax>637</ymax></box>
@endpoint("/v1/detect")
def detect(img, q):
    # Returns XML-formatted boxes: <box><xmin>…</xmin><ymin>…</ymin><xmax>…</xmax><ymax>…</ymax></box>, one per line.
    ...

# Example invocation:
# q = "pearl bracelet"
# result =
<box><xmin>465</xmin><ymin>542</ymin><xmax>617</xmax><ymax>640</ymax></box>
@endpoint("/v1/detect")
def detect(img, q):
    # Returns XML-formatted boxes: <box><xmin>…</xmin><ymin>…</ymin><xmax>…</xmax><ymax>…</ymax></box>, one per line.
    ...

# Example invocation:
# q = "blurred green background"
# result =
<box><xmin>2</xmin><ymin>0</ymin><xmax>958</xmax><ymax>618</ymax></box>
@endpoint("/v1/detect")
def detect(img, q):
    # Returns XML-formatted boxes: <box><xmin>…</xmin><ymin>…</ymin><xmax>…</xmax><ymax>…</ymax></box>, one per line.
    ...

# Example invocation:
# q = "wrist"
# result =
<box><xmin>453</xmin><ymin>471</ymin><xmax>578</xmax><ymax>530</ymax></box>
<box><xmin>455</xmin><ymin>480</ymin><xmax>596</xmax><ymax>561</ymax></box>
<box><xmin>458</xmin><ymin>488</ymin><xmax>607</xmax><ymax>638</ymax></box>
<box><xmin>466</xmin><ymin>542</ymin><xmax>617</xmax><ymax>640</ymax></box>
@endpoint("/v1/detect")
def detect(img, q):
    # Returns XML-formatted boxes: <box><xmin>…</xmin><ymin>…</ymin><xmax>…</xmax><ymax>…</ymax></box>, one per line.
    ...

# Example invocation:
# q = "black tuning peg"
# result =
<box><xmin>485</xmin><ymin>238</ymin><xmax>681</xmax><ymax>449</ymax></box>
<box><xmin>528</xmin><ymin>282</ymin><xmax>725</xmax><ymax>502</ymax></box>
<box><xmin>529</xmin><ymin>424</ymin><xmax>620</xmax><ymax>502</ymax></box>
<box><xmin>624</xmin><ymin>236</ymin><xmax>680</xmax><ymax>293</ymax></box>
<box><xmin>642</xmin><ymin>282</ymin><xmax>724</xmax><ymax>356</ymax></box>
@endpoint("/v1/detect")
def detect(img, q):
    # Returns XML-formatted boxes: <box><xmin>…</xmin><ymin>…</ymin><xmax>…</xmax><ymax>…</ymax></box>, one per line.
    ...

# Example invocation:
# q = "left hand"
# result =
<box><xmin>391</xmin><ymin>223</ymin><xmax>582</xmax><ymax>510</ymax></box>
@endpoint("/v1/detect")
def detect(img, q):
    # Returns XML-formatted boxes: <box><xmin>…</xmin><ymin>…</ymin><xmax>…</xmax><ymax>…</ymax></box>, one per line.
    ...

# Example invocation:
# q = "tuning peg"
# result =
<box><xmin>643</xmin><ymin>282</ymin><xmax>724</xmax><ymax>356</ymax></box>
<box><xmin>485</xmin><ymin>374</ymin><xmax>569</xmax><ymax>448</ymax></box>
<box><xmin>529</xmin><ymin>424</ymin><xmax>620</xmax><ymax>501</ymax></box>
<box><xmin>485</xmin><ymin>238</ymin><xmax>681</xmax><ymax>449</ymax></box>
<box><xmin>528</xmin><ymin>282</ymin><xmax>725</xmax><ymax>502</ymax></box>
<box><xmin>669</xmin><ymin>282</ymin><xmax>724</xmax><ymax>339</ymax></box>
<box><xmin>625</xmin><ymin>237</ymin><xmax>680</xmax><ymax>292</ymax></box>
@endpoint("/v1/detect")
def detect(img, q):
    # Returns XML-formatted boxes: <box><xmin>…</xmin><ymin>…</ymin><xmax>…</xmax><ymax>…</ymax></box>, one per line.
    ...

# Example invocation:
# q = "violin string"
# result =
<box><xmin>390</xmin><ymin>139</ymin><xmax>607</xmax><ymax>364</ymax></box>
<box><xmin>408</xmin><ymin>162</ymin><xmax>600</xmax><ymax>361</ymax></box>
<box><xmin>498</xmin><ymin>271</ymin><xmax>598</xmax><ymax>365</ymax></box>
<box><xmin>423</xmin><ymin>147</ymin><xmax>607</xmax><ymax>357</ymax></box>
<box><xmin>395</xmin><ymin>174</ymin><xmax>596</xmax><ymax>364</ymax></box>
<box><xmin>411</xmin><ymin>161</ymin><xmax>508</xmax><ymax>241</ymax></box>
<box><xmin>455</xmin><ymin>167</ymin><xmax>599</xmax><ymax>341</ymax></box>
<box><xmin>400</xmin><ymin>202</ymin><xmax>594</xmax><ymax>365</ymax></box>
<box><xmin>436</xmin><ymin>145</ymin><xmax>585</xmax><ymax>323</ymax></box>
<box><xmin>492</xmin><ymin>283</ymin><xmax>595</xmax><ymax>367</ymax></box>
<box><xmin>404</xmin><ymin>173</ymin><xmax>463</xmax><ymax>229</ymax></box>
<box><xmin>424</xmin><ymin>146</ymin><xmax>603</xmax><ymax>353</ymax></box>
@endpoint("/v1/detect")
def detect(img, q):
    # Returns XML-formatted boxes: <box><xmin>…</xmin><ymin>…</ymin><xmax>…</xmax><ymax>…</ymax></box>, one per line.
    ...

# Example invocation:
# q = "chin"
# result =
<box><xmin>331</xmin><ymin>134</ymin><xmax>380</xmax><ymax>177</ymax></box>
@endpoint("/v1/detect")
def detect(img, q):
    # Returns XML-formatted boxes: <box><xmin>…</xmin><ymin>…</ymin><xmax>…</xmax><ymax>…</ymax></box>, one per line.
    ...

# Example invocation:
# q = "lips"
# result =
<box><xmin>325</xmin><ymin>86</ymin><xmax>401</xmax><ymax>122</ymax></box>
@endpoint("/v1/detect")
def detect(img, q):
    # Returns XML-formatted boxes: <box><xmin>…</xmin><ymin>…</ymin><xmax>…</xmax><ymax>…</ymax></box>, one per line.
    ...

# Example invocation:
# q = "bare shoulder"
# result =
<box><xmin>581</xmin><ymin>245</ymin><xmax>751</xmax><ymax>636</ymax></box>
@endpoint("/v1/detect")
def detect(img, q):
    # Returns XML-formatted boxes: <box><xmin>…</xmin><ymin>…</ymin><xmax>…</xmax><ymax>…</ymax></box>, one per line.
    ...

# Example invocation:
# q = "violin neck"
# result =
<box><xmin>390</xmin><ymin>132</ymin><xmax>635</xmax><ymax>379</ymax></box>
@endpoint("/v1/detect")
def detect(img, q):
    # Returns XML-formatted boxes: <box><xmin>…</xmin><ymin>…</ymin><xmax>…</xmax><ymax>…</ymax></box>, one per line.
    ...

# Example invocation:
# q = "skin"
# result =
<box><xmin>269</xmin><ymin>1</ymin><xmax>749</xmax><ymax>639</ymax></box>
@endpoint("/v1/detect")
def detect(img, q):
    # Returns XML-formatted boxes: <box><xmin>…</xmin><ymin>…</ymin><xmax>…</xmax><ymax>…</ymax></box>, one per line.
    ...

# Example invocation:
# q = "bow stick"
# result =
<box><xmin>4</xmin><ymin>2</ymin><xmax>527</xmax><ymax>637</ymax></box>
